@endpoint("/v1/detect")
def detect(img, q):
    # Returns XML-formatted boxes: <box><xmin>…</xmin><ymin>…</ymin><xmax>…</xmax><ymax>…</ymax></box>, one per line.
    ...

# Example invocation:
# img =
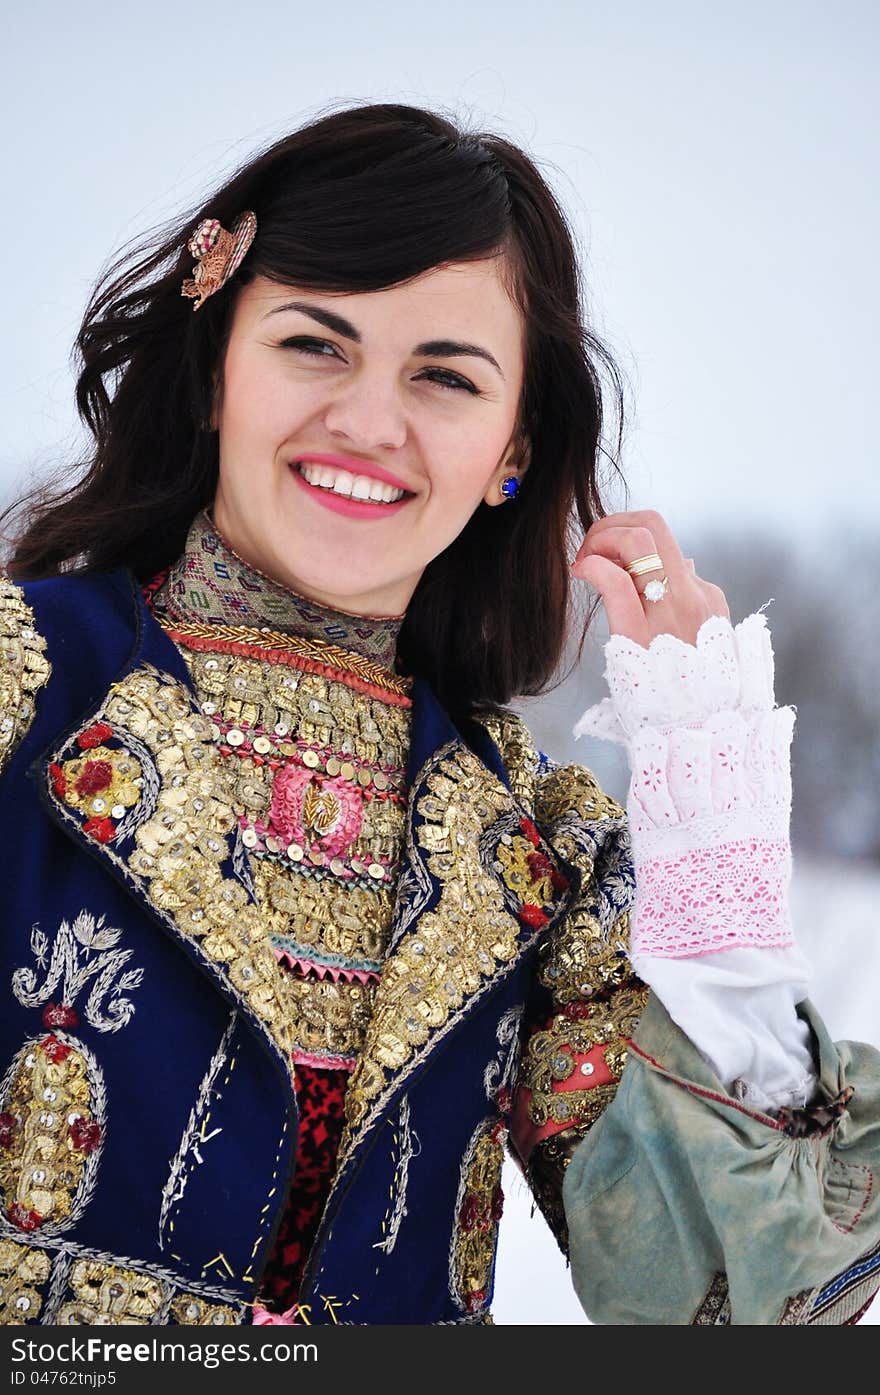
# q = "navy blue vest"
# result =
<box><xmin>1</xmin><ymin>568</ymin><xmax>628</xmax><ymax>1325</ymax></box>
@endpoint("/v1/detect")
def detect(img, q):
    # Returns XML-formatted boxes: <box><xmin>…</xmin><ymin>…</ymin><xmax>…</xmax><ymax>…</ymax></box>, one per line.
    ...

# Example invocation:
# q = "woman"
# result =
<box><xmin>1</xmin><ymin>102</ymin><xmax>877</xmax><ymax>1327</ymax></box>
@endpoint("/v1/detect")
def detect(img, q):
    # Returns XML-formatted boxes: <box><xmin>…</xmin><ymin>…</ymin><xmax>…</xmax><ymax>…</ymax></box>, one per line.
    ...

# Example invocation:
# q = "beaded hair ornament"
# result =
<box><xmin>181</xmin><ymin>211</ymin><xmax>258</xmax><ymax>311</ymax></box>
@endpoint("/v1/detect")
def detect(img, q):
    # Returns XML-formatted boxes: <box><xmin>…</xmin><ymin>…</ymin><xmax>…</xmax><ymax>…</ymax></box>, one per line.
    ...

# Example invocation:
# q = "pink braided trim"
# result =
<box><xmin>273</xmin><ymin>946</ymin><xmax>379</xmax><ymax>984</ymax></box>
<box><xmin>292</xmin><ymin>1046</ymin><xmax>357</xmax><ymax>1071</ymax></box>
<box><xmin>631</xmin><ymin>836</ymin><xmax>795</xmax><ymax>958</ymax></box>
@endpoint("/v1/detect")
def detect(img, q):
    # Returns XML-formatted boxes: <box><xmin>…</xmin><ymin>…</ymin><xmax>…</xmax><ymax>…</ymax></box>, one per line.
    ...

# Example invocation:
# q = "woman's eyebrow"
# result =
<box><xmin>264</xmin><ymin>300</ymin><xmax>505</xmax><ymax>379</ymax></box>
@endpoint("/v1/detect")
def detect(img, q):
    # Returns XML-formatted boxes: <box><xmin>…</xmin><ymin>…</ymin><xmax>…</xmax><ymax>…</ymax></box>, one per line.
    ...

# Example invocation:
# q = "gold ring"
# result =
<box><xmin>624</xmin><ymin>553</ymin><xmax>664</xmax><ymax>578</ymax></box>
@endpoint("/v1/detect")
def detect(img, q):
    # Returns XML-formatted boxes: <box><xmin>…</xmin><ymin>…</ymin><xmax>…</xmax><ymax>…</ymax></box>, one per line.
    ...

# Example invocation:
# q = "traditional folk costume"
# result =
<box><xmin>1</xmin><ymin>505</ymin><xmax>878</xmax><ymax>1327</ymax></box>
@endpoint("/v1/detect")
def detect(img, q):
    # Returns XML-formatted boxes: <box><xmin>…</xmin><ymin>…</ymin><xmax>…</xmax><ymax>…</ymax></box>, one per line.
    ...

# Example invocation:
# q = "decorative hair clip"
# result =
<box><xmin>181</xmin><ymin>211</ymin><xmax>257</xmax><ymax>311</ymax></box>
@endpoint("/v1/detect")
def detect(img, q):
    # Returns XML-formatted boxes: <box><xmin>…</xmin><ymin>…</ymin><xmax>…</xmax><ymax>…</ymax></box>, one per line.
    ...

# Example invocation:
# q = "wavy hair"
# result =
<box><xmin>2</xmin><ymin>101</ymin><xmax>626</xmax><ymax>718</ymax></box>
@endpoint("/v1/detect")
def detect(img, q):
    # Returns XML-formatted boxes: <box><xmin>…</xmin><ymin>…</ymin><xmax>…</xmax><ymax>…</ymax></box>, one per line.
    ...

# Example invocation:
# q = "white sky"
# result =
<box><xmin>2</xmin><ymin>1</ymin><xmax>877</xmax><ymax>542</ymax></box>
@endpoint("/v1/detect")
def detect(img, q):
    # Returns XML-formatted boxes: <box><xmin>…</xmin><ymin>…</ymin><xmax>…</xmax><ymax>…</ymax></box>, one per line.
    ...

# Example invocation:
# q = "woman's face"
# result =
<box><xmin>211</xmin><ymin>261</ymin><xmax>529</xmax><ymax>617</ymax></box>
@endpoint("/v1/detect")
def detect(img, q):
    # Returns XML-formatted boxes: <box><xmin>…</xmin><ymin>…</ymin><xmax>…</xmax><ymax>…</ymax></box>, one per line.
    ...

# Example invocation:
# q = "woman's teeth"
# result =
<box><xmin>297</xmin><ymin>462</ymin><xmax>406</xmax><ymax>504</ymax></box>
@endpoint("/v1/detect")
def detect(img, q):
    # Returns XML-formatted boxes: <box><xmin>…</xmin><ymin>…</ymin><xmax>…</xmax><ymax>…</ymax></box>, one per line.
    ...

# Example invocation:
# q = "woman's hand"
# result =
<box><xmin>570</xmin><ymin>508</ymin><xmax>730</xmax><ymax>647</ymax></box>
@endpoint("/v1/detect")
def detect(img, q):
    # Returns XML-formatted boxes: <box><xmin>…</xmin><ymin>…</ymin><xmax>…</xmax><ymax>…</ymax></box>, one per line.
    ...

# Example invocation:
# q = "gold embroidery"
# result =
<box><xmin>1</xmin><ymin>1038</ymin><xmax>95</xmax><ymax>1230</ymax></box>
<box><xmin>0</xmin><ymin>1239</ymin><xmax>51</xmax><ymax>1323</ymax></box>
<box><xmin>160</xmin><ymin>619</ymin><xmax>413</xmax><ymax>700</ymax></box>
<box><xmin>89</xmin><ymin>668</ymin><xmax>296</xmax><ymax>1072</ymax></box>
<box><xmin>0</xmin><ymin>576</ymin><xmax>52</xmax><ymax>776</ymax></box>
<box><xmin>170</xmin><ymin>1293</ymin><xmax>240</xmax><ymax>1324</ymax></box>
<box><xmin>56</xmin><ymin>746</ymin><xmax>143</xmax><ymax>822</ymax></box>
<box><xmin>285</xmin><ymin>974</ymin><xmax>377</xmax><ymax>1062</ymax></box>
<box><xmin>340</xmin><ymin>745</ymin><xmax>521</xmax><ymax>1143</ymax></box>
<box><xmin>469</xmin><ymin>709</ymin><xmax>539</xmax><ymax>808</ymax></box>
<box><xmin>450</xmin><ymin>1122</ymin><xmax>505</xmax><ymax>1316</ymax></box>
<box><xmin>520</xmin><ymin>987</ymin><xmax>648</xmax><ymax>1127</ymax></box>
<box><xmin>57</xmin><ymin>1259</ymin><xmax>166</xmax><ymax>1324</ymax></box>
<box><xmin>495</xmin><ymin>834</ymin><xmax>555</xmax><ymax>903</ymax></box>
<box><xmin>253</xmin><ymin>861</ymin><xmax>393</xmax><ymax>970</ymax></box>
<box><xmin>178</xmin><ymin>644</ymin><xmax>411</xmax><ymax>774</ymax></box>
<box><xmin>471</xmin><ymin>716</ymin><xmax>642</xmax><ymax>1260</ymax></box>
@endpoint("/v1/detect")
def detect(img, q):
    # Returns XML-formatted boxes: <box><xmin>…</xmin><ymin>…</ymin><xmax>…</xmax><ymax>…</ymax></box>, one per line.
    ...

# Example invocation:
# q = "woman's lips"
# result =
<box><xmin>289</xmin><ymin>463</ymin><xmax>414</xmax><ymax>520</ymax></box>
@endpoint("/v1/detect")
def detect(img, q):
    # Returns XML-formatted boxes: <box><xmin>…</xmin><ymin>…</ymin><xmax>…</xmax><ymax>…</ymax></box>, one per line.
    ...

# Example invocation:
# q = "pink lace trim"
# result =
<box><xmin>631</xmin><ymin>837</ymin><xmax>795</xmax><ymax>958</ymax></box>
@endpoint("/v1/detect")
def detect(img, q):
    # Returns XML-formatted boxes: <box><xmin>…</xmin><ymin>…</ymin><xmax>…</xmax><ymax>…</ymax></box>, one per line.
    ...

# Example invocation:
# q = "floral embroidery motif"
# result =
<box><xmin>0</xmin><ymin>1239</ymin><xmax>51</xmax><ymax>1323</ymax></box>
<box><xmin>0</xmin><ymin>1033</ymin><xmax>103</xmax><ymax>1235</ymax></box>
<box><xmin>12</xmin><ymin>912</ymin><xmax>143</xmax><ymax>1034</ymax></box>
<box><xmin>51</xmin><ymin>742</ymin><xmax>143</xmax><ymax>844</ymax></box>
<box><xmin>268</xmin><ymin>763</ymin><xmax>364</xmax><ymax>854</ymax></box>
<box><xmin>449</xmin><ymin>1119</ymin><xmax>506</xmax><ymax>1316</ymax></box>
<box><xmin>0</xmin><ymin>576</ymin><xmax>52</xmax><ymax>777</ymax></box>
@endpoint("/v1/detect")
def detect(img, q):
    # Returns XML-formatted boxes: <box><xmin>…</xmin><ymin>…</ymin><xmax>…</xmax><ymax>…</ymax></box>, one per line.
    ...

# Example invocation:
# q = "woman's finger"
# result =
<box><xmin>583</xmin><ymin>510</ymin><xmax>687</xmax><ymax>575</ymax></box>
<box><xmin>574</xmin><ymin>524</ymin><xmax>683</xmax><ymax>600</ymax></box>
<box><xmin>573</xmin><ymin>553</ymin><xmax>649</xmax><ymax>640</ymax></box>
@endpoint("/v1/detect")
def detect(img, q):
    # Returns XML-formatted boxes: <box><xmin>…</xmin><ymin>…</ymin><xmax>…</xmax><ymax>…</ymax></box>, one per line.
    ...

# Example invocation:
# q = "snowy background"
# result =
<box><xmin>3</xmin><ymin>0</ymin><xmax>877</xmax><ymax>1326</ymax></box>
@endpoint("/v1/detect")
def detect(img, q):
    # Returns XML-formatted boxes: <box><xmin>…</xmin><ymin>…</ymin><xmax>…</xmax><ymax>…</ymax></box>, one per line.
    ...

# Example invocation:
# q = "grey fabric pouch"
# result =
<box><xmin>562</xmin><ymin>992</ymin><xmax>880</xmax><ymax>1324</ymax></box>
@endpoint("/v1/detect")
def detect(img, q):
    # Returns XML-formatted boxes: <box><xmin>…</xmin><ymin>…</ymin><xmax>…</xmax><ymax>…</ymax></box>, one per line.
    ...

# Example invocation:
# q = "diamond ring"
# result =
<box><xmin>641</xmin><ymin>575</ymin><xmax>670</xmax><ymax>603</ymax></box>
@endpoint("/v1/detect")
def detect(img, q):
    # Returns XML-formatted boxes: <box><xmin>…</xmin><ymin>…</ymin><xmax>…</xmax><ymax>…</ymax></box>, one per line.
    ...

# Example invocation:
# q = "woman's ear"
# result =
<box><xmin>482</xmin><ymin>432</ymin><xmax>532</xmax><ymax>507</ymax></box>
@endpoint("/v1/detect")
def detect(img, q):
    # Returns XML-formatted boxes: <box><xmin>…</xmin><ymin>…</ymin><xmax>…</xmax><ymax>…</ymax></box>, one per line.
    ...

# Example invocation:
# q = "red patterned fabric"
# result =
<box><xmin>258</xmin><ymin>1063</ymin><xmax>348</xmax><ymax>1313</ymax></box>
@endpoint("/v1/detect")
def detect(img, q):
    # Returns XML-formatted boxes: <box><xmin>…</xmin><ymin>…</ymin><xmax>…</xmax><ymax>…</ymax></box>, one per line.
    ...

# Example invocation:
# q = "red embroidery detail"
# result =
<box><xmin>527</xmin><ymin>850</ymin><xmax>553</xmax><ymax>880</ymax></box>
<box><xmin>459</xmin><ymin>1193</ymin><xmax>480</xmax><ymax>1232</ymax></box>
<box><xmin>83</xmin><ymin>816</ymin><xmax>116</xmax><ymax>844</ymax></box>
<box><xmin>549</xmin><ymin>868</ymin><xmax>570</xmax><ymax>892</ymax></box>
<box><xmin>563</xmin><ymin>1001</ymin><xmax>592</xmax><ymax>1021</ymax></box>
<box><xmin>519</xmin><ymin>817</ymin><xmax>541</xmax><ymax>847</ymax></box>
<box><xmin>78</xmin><ymin>723</ymin><xmax>114</xmax><ymax>749</ymax></box>
<box><xmin>48</xmin><ymin>763</ymin><xmax>67</xmax><ymax>797</ymax></box>
<box><xmin>459</xmin><ymin>1180</ymin><xmax>503</xmax><ymax>1238</ymax></box>
<box><xmin>495</xmin><ymin>1085</ymin><xmax>512</xmax><ymax>1115</ymax></box>
<box><xmin>0</xmin><ymin>1113</ymin><xmax>18</xmax><ymax>1148</ymax></box>
<box><xmin>8</xmin><ymin>1203</ymin><xmax>43</xmax><ymax>1232</ymax></box>
<box><xmin>466</xmin><ymin>1289</ymin><xmax>487</xmax><ymax>1312</ymax></box>
<box><xmin>42</xmin><ymin>1003</ymin><xmax>80</xmax><ymax>1029</ymax></box>
<box><xmin>75</xmin><ymin>760</ymin><xmax>114</xmax><ymax>796</ymax></box>
<box><xmin>519</xmin><ymin>904</ymin><xmax>549</xmax><ymax>929</ymax></box>
<box><xmin>40</xmin><ymin>1035</ymin><xmax>72</xmax><ymax>1064</ymax></box>
<box><xmin>68</xmin><ymin>1117</ymin><xmax>102</xmax><ymax>1153</ymax></box>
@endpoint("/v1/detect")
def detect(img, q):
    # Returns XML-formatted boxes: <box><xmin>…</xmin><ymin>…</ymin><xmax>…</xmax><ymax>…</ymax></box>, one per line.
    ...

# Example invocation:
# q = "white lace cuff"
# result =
<box><xmin>573</xmin><ymin>609</ymin><xmax>797</xmax><ymax>960</ymax></box>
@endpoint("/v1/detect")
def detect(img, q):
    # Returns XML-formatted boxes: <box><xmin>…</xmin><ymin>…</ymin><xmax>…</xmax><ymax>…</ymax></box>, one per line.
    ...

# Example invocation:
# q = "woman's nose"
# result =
<box><xmin>322</xmin><ymin>371</ymin><xmax>408</xmax><ymax>452</ymax></box>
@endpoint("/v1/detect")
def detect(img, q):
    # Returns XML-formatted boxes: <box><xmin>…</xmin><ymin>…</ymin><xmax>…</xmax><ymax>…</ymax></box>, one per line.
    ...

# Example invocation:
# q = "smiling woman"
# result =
<box><xmin>210</xmin><ymin>265</ymin><xmax>528</xmax><ymax>617</ymax></box>
<box><xmin>0</xmin><ymin>102</ymin><xmax>878</xmax><ymax>1329</ymax></box>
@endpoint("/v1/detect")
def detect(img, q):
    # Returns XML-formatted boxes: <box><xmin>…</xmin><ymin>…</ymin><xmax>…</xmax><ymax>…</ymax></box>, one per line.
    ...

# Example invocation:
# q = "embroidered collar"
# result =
<box><xmin>149</xmin><ymin>508</ymin><xmax>405</xmax><ymax>671</ymax></box>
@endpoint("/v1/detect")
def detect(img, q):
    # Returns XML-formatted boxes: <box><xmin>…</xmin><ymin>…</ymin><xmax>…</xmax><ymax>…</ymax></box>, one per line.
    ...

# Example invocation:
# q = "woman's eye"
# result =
<box><xmin>280</xmin><ymin>336</ymin><xmax>338</xmax><ymax>357</ymax></box>
<box><xmin>418</xmin><ymin>368</ymin><xmax>480</xmax><ymax>395</ymax></box>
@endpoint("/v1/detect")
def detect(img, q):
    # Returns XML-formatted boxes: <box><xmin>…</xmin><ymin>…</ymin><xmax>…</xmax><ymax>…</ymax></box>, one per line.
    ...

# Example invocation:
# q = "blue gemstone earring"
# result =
<box><xmin>499</xmin><ymin>475</ymin><xmax>520</xmax><ymax>501</ymax></box>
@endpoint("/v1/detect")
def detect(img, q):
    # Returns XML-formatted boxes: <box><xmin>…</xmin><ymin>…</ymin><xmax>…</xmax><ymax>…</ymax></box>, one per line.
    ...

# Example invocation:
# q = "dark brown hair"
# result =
<box><xmin>2</xmin><ymin>101</ymin><xmax>626</xmax><ymax>719</ymax></box>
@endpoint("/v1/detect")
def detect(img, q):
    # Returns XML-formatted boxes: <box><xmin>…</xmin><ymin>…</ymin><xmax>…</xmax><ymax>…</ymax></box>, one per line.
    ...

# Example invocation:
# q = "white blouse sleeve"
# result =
<box><xmin>572</xmin><ymin>605</ymin><xmax>817</xmax><ymax>1112</ymax></box>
